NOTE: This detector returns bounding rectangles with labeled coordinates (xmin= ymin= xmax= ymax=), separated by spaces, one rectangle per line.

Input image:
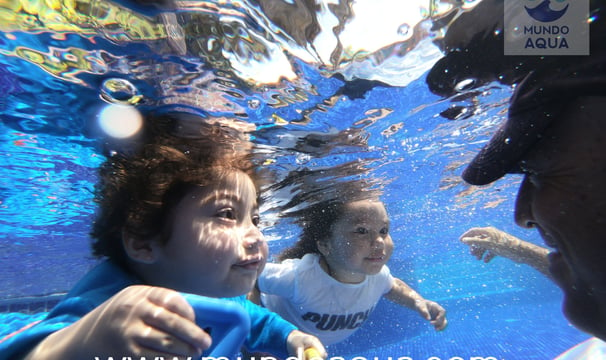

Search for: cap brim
xmin=461 ymin=70 xmax=606 ymax=185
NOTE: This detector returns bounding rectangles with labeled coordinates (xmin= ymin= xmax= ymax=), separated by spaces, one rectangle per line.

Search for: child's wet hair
xmin=90 ymin=111 xmax=260 ymax=266
xmin=278 ymin=179 xmax=382 ymax=261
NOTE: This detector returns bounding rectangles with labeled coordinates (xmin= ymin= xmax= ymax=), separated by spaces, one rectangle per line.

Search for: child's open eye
xmin=380 ymin=227 xmax=389 ymax=235
xmin=355 ymin=227 xmax=368 ymax=234
xmin=252 ymin=215 xmax=260 ymax=227
xmin=216 ymin=208 xmax=236 ymax=220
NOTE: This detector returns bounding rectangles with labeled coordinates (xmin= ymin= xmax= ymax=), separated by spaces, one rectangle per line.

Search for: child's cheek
xmin=385 ymin=236 xmax=394 ymax=256
xmin=197 ymin=228 xmax=239 ymax=256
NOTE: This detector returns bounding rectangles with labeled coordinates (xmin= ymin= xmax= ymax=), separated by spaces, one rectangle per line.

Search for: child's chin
xmin=220 ymin=288 xmax=250 ymax=298
xmin=365 ymin=265 xmax=385 ymax=275
xmin=225 ymin=281 xmax=257 ymax=297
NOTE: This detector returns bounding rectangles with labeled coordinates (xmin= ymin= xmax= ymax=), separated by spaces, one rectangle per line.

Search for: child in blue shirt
xmin=0 ymin=111 xmax=324 ymax=360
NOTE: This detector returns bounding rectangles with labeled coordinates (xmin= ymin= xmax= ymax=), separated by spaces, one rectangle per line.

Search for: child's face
xmin=150 ymin=170 xmax=267 ymax=298
xmin=322 ymin=199 xmax=393 ymax=283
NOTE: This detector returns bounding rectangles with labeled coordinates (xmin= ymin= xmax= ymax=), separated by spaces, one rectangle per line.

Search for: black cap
xmin=462 ymin=69 xmax=606 ymax=185
xmin=429 ymin=0 xmax=606 ymax=185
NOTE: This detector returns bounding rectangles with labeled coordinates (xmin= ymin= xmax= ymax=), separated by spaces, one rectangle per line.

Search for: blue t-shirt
xmin=0 ymin=261 xmax=296 ymax=360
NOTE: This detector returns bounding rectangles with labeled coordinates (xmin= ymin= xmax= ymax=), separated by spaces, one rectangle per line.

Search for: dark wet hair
xmin=90 ymin=111 xmax=260 ymax=266
xmin=277 ymin=199 xmax=343 ymax=261
xmin=273 ymin=164 xmax=383 ymax=261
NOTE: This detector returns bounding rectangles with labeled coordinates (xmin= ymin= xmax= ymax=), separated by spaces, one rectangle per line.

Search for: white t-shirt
xmin=258 ymin=253 xmax=395 ymax=345
xmin=555 ymin=338 xmax=606 ymax=359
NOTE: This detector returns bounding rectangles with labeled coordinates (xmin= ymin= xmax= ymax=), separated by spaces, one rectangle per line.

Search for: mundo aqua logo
xmin=525 ymin=0 xmax=569 ymax=22
xmin=504 ymin=0 xmax=589 ymax=55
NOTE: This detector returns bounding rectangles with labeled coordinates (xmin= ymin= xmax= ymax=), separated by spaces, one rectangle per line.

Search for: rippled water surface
xmin=0 ymin=0 xmax=591 ymax=359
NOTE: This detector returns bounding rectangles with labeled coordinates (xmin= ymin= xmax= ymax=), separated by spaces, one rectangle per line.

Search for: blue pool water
xmin=0 ymin=1 xmax=593 ymax=359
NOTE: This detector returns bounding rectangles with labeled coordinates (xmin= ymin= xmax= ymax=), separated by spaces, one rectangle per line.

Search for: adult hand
xmin=460 ymin=226 xmax=552 ymax=279
xmin=459 ymin=226 xmax=518 ymax=263
xmin=25 ymin=285 xmax=211 ymax=360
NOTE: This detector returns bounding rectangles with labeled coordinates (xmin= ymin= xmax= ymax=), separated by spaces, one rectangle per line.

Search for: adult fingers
xmin=459 ymin=227 xmax=492 ymax=240
xmin=483 ymin=251 xmax=497 ymax=263
xmin=146 ymin=287 xmax=196 ymax=321
xmin=140 ymin=300 xmax=211 ymax=353
xmin=133 ymin=324 xmax=205 ymax=358
xmin=469 ymin=244 xmax=487 ymax=259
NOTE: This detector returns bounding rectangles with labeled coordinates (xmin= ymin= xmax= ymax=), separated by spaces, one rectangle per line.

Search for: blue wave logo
xmin=525 ymin=0 xmax=569 ymax=22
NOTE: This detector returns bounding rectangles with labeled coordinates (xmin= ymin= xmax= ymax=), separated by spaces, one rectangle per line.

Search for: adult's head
xmin=426 ymin=0 xmax=606 ymax=339
xmin=440 ymin=8 xmax=606 ymax=340
xmin=506 ymin=94 xmax=606 ymax=340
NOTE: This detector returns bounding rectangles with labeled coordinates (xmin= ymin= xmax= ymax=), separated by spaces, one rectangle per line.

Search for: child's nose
xmin=371 ymin=234 xmax=385 ymax=249
xmin=243 ymin=225 xmax=265 ymax=249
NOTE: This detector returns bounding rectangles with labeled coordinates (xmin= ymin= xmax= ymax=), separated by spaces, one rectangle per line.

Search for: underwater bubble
xmin=100 ymin=78 xmax=142 ymax=105
xmin=98 ymin=104 xmax=143 ymax=139
xmin=454 ymin=78 xmax=477 ymax=92
xmin=397 ymin=23 xmax=410 ymax=37
xmin=248 ymin=99 xmax=261 ymax=109
xmin=207 ymin=37 xmax=218 ymax=52
xmin=419 ymin=6 xmax=429 ymax=18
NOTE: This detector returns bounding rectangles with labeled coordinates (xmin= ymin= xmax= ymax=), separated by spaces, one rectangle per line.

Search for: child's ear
xmin=317 ymin=240 xmax=330 ymax=257
xmin=122 ymin=230 xmax=161 ymax=264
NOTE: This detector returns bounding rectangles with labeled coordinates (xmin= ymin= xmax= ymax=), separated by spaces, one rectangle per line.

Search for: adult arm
xmin=459 ymin=226 xmax=551 ymax=279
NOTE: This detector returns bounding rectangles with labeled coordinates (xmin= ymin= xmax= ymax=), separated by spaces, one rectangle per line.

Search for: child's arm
xmin=384 ymin=278 xmax=448 ymax=331
xmin=232 ymin=297 xmax=326 ymax=359
xmin=22 ymin=286 xmax=211 ymax=360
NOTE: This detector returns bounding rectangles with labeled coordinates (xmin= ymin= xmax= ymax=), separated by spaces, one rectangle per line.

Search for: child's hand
xmin=415 ymin=299 xmax=448 ymax=331
xmin=286 ymin=330 xmax=327 ymax=359
xmin=25 ymin=285 xmax=211 ymax=360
